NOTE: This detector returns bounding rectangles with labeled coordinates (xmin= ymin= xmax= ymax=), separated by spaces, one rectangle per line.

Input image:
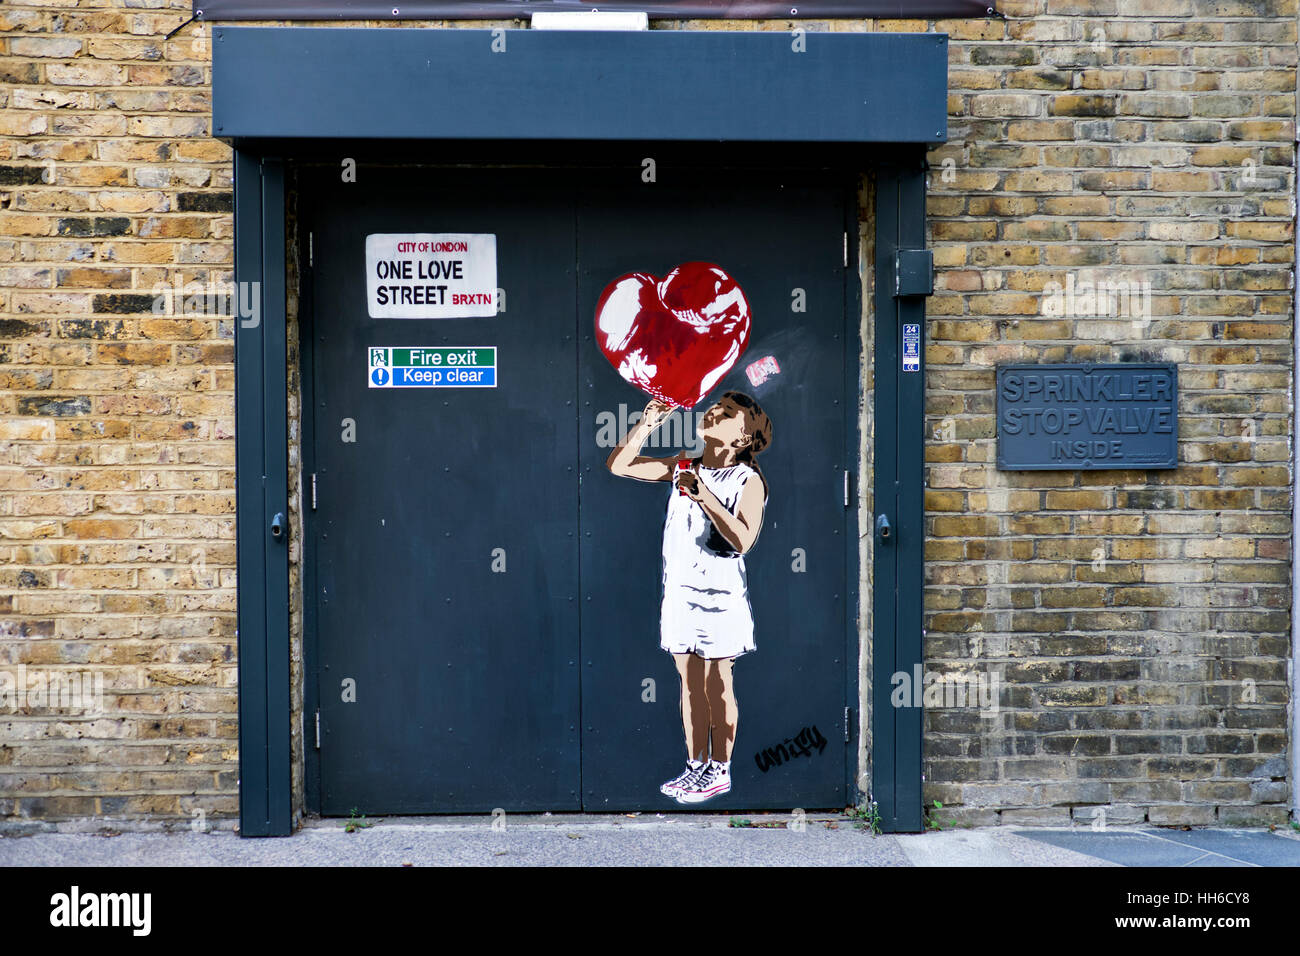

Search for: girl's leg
xmin=704 ymin=658 xmax=737 ymax=762
xmin=673 ymin=653 xmax=710 ymax=762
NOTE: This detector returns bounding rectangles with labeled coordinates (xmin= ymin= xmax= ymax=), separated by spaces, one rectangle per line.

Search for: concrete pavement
xmin=3 ymin=814 xmax=1299 ymax=866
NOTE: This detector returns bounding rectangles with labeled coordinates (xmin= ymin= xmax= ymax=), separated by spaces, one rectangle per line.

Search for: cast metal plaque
xmin=996 ymin=363 xmax=1178 ymax=471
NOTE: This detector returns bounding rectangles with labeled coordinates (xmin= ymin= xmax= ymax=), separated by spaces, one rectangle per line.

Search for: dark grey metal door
xmin=307 ymin=169 xmax=581 ymax=813
xmin=307 ymin=165 xmax=854 ymax=813
xmin=577 ymin=168 xmax=854 ymax=811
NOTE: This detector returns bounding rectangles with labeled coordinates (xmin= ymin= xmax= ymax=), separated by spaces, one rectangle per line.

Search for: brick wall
xmin=1 ymin=1 xmax=239 ymax=824
xmin=924 ymin=0 xmax=1295 ymax=826
xmin=0 ymin=0 xmax=1293 ymax=826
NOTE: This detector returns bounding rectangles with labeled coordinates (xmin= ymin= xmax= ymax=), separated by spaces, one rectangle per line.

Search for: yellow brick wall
xmin=0 ymin=0 xmax=1294 ymax=827
xmin=2 ymin=1 xmax=238 ymax=823
xmin=925 ymin=1 xmax=1295 ymax=827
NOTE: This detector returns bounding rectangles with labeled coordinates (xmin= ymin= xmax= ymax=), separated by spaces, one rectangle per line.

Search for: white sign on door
xmin=365 ymin=233 xmax=497 ymax=319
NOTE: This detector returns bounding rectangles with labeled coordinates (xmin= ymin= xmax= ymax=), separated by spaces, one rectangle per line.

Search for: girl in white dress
xmin=606 ymin=391 xmax=773 ymax=804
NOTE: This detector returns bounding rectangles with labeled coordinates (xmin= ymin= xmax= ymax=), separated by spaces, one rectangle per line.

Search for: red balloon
xmin=594 ymin=262 xmax=752 ymax=409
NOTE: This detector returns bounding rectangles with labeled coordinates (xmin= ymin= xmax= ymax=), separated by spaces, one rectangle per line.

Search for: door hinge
xmin=842 ymin=231 xmax=848 ymax=268
xmin=844 ymin=706 xmax=852 ymax=742
xmin=311 ymin=472 xmax=317 ymax=511
xmin=843 ymin=469 xmax=850 ymax=508
xmin=315 ymin=709 xmax=321 ymax=749
xmin=308 ymin=231 xmax=313 ymax=268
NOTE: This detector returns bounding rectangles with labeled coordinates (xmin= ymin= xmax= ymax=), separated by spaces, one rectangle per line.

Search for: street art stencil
xmin=595 ymin=261 xmax=751 ymax=408
xmin=599 ymin=262 xmax=774 ymax=804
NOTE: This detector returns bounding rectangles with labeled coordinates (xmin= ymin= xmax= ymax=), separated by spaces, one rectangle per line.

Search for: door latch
xmin=894 ymin=248 xmax=934 ymax=297
xmin=875 ymin=513 xmax=892 ymax=542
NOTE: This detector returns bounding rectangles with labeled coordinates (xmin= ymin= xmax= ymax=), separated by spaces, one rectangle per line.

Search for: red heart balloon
xmin=594 ymin=262 xmax=751 ymax=409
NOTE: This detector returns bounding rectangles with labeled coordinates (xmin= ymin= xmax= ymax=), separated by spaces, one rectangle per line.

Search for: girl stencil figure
xmin=606 ymin=391 xmax=773 ymax=804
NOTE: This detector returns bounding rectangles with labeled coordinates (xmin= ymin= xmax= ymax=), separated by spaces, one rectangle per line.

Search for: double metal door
xmin=305 ymin=165 xmax=855 ymax=813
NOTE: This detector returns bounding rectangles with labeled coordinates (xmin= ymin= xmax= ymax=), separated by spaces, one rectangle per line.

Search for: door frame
xmin=220 ymin=27 xmax=946 ymax=836
xmin=869 ymin=162 xmax=930 ymax=833
xmin=236 ymin=149 xmax=928 ymax=834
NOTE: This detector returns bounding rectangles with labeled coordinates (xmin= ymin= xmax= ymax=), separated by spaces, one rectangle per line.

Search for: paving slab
xmin=1 ymin=818 xmax=1296 ymax=867
xmin=896 ymin=829 xmax=1117 ymax=867
xmin=2 ymin=816 xmax=904 ymax=867
xmin=1121 ymin=828 xmax=1300 ymax=867
xmin=1013 ymin=828 xmax=1300 ymax=868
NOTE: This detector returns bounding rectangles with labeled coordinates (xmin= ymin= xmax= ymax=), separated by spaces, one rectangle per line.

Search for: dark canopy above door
xmin=211 ymin=26 xmax=949 ymax=145
xmin=221 ymin=20 xmax=942 ymax=836
xmin=199 ymin=1 xmax=991 ymax=22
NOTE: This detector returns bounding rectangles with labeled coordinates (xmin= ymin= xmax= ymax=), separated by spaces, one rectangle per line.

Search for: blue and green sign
xmin=368 ymin=346 xmax=497 ymax=388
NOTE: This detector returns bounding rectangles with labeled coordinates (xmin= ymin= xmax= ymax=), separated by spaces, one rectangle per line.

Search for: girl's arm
xmin=606 ymin=399 xmax=676 ymax=482
xmin=677 ymin=471 xmax=766 ymax=554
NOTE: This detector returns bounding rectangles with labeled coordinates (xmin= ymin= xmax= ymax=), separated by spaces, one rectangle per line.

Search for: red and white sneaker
xmin=676 ymin=761 xmax=731 ymax=804
xmin=660 ymin=760 xmax=706 ymax=799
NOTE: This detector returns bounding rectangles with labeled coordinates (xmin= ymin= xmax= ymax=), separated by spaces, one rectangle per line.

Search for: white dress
xmin=659 ymin=462 xmax=764 ymax=659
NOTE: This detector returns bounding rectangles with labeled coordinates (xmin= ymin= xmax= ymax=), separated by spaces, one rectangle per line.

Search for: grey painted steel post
xmin=235 ymin=153 xmax=293 ymax=837
xmin=871 ymin=161 xmax=928 ymax=833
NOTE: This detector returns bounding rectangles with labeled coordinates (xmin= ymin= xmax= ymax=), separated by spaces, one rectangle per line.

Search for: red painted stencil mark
xmin=594 ymin=262 xmax=751 ymax=409
xmin=745 ymin=355 xmax=781 ymax=388
xmin=675 ymin=457 xmax=693 ymax=497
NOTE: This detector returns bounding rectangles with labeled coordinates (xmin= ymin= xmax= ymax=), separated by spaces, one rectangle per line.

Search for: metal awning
xmin=219 ymin=20 xmax=943 ymax=837
xmin=199 ymin=0 xmax=993 ymax=21
xmin=212 ymin=26 xmax=949 ymax=144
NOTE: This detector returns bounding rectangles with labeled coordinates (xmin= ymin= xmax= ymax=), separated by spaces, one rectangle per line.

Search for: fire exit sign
xmin=368 ymin=346 xmax=497 ymax=388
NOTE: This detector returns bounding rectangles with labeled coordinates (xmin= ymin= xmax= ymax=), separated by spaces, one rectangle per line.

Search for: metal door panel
xmin=308 ymin=165 xmax=855 ymax=815
xmin=576 ymin=169 xmax=852 ymax=811
xmin=308 ymin=170 xmax=581 ymax=813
